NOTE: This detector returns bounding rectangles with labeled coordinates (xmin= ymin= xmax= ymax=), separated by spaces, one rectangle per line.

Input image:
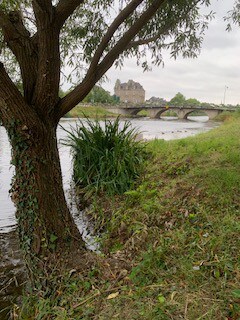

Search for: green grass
xmin=136 ymin=110 xmax=178 ymax=117
xmin=136 ymin=109 xmax=148 ymax=117
xmin=214 ymin=109 xmax=240 ymax=122
xmin=17 ymin=116 xmax=240 ymax=319
xmin=64 ymin=104 xmax=118 ymax=119
xmin=187 ymin=110 xmax=206 ymax=116
xmin=160 ymin=110 xmax=178 ymax=117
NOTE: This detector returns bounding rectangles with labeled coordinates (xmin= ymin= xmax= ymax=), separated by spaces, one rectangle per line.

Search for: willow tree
xmin=0 ymin=0 xmax=211 ymax=272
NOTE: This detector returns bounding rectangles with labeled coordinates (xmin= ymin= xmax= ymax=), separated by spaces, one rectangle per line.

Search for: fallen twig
xmin=72 ymin=285 xmax=125 ymax=309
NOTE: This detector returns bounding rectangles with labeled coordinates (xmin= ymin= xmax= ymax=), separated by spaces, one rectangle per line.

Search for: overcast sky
xmin=102 ymin=0 xmax=240 ymax=105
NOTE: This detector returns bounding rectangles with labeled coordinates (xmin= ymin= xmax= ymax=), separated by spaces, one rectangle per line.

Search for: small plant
xmin=63 ymin=117 xmax=148 ymax=196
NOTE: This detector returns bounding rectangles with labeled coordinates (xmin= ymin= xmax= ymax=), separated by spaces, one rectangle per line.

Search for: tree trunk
xmin=6 ymin=114 xmax=85 ymax=281
xmin=0 ymin=62 xmax=85 ymax=284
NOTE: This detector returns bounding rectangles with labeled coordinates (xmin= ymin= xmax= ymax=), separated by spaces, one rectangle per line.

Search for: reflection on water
xmin=0 ymin=127 xmax=15 ymax=233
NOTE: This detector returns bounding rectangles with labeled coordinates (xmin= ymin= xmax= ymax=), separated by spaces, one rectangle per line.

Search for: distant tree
xmin=113 ymin=94 xmax=120 ymax=103
xmin=200 ymin=102 xmax=217 ymax=108
xmin=170 ymin=92 xmax=186 ymax=105
xmin=146 ymin=97 xmax=167 ymax=105
xmin=83 ymin=86 xmax=115 ymax=104
xmin=185 ymin=98 xmax=200 ymax=106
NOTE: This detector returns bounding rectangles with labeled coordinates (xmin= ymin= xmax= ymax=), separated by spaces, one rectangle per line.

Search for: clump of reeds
xmin=63 ymin=117 xmax=147 ymax=196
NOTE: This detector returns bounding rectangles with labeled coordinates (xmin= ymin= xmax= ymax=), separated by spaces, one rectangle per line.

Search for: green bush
xmin=63 ymin=117 xmax=147 ymax=196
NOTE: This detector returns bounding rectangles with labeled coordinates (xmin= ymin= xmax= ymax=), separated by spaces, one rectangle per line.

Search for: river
xmin=0 ymin=116 xmax=218 ymax=318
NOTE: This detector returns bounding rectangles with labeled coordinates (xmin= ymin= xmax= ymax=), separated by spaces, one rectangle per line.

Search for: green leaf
xmin=158 ymin=294 xmax=165 ymax=304
xmin=50 ymin=234 xmax=58 ymax=243
xmin=232 ymin=289 xmax=240 ymax=299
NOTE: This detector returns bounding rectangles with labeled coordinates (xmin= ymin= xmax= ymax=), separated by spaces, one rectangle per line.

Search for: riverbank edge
xmin=0 ymin=231 xmax=27 ymax=320
xmin=64 ymin=104 xmax=118 ymax=119
xmin=17 ymin=113 xmax=240 ymax=319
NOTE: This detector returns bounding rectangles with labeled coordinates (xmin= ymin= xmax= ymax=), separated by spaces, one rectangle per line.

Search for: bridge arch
xmin=130 ymin=107 xmax=147 ymax=116
xmin=183 ymin=110 xmax=209 ymax=120
xmin=183 ymin=109 xmax=221 ymax=120
xmin=159 ymin=108 xmax=178 ymax=119
xmin=149 ymin=107 xmax=178 ymax=119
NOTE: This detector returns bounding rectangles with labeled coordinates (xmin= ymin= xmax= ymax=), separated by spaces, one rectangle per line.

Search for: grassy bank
xmin=64 ymin=104 xmax=118 ymax=118
xmin=19 ymin=116 xmax=240 ymax=319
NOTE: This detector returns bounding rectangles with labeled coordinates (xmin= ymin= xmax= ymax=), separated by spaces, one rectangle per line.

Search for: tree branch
xmin=88 ymin=0 xmax=145 ymax=73
xmin=0 ymin=62 xmax=38 ymax=126
xmin=0 ymin=9 xmax=16 ymax=39
xmin=33 ymin=0 xmax=53 ymax=13
xmin=56 ymin=0 xmax=167 ymax=119
xmin=126 ymin=0 xmax=203 ymax=49
xmin=55 ymin=0 xmax=85 ymax=29
xmin=31 ymin=0 xmax=61 ymax=114
xmin=0 ymin=9 xmax=38 ymax=103
xmin=126 ymin=30 xmax=169 ymax=49
xmin=125 ymin=14 xmax=180 ymax=50
xmin=32 ymin=0 xmax=54 ymax=27
xmin=97 ymin=0 xmax=204 ymax=76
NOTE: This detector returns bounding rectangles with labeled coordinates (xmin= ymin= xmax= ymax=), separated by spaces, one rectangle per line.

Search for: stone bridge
xmin=104 ymin=104 xmax=234 ymax=120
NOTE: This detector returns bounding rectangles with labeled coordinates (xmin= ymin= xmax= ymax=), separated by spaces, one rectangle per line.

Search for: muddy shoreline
xmin=0 ymin=230 xmax=26 ymax=320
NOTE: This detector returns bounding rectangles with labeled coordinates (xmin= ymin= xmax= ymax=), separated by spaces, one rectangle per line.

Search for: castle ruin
xmin=114 ymin=79 xmax=145 ymax=104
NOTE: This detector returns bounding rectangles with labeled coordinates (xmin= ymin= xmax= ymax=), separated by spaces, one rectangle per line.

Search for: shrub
xmin=63 ymin=117 xmax=148 ymax=196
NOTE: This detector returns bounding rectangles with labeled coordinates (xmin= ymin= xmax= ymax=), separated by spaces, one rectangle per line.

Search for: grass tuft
xmin=63 ymin=117 xmax=148 ymax=196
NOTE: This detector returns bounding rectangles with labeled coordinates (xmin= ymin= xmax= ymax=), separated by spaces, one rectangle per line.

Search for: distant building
xmin=114 ymin=79 xmax=145 ymax=104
